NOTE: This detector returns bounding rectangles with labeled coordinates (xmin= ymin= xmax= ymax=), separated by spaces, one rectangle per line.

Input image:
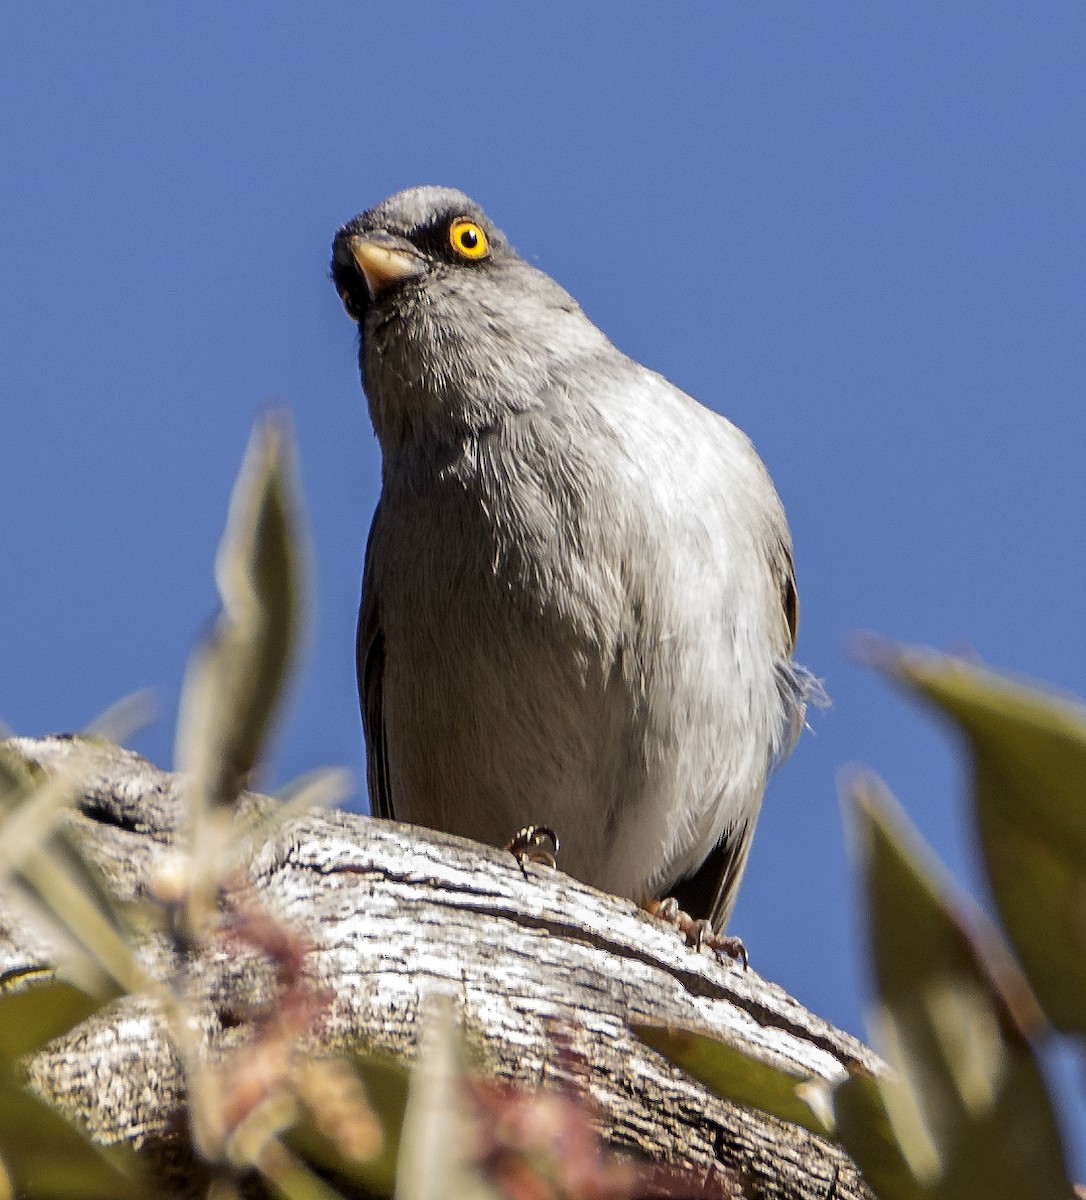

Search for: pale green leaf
xmin=395 ymin=1000 xmax=498 ymax=1200
xmin=876 ymin=645 xmax=1086 ymax=1034
xmin=0 ymin=979 xmax=103 ymax=1060
xmin=0 ymin=744 xmax=145 ymax=998
xmin=832 ymin=1070 xmax=936 ymax=1200
xmin=0 ymin=1082 xmax=143 ymax=1198
xmin=176 ymin=414 xmax=306 ymax=813
xmin=846 ymin=774 xmax=1071 ymax=1200
xmin=255 ymin=1138 xmax=349 ymax=1200
xmin=285 ymin=1053 xmax=407 ymax=1198
xmin=633 ymin=1024 xmax=832 ymax=1138
xmin=175 ymin=416 xmax=308 ymax=933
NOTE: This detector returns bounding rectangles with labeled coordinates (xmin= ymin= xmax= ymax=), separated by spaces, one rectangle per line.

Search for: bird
xmin=330 ymin=185 xmax=819 ymax=933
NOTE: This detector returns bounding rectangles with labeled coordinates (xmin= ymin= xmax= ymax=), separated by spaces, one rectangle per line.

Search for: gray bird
xmin=331 ymin=186 xmax=818 ymax=931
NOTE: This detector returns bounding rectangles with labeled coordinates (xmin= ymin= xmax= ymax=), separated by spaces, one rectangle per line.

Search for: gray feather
xmin=332 ymin=186 xmax=820 ymax=930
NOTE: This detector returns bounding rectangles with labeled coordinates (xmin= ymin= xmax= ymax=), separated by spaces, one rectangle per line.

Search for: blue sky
xmin=3 ymin=2 xmax=1085 ymax=1164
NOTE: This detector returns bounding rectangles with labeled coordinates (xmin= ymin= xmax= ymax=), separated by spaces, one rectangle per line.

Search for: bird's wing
xmin=675 ymin=537 xmax=804 ymax=932
xmin=781 ymin=543 xmax=799 ymax=654
xmin=670 ymin=817 xmax=756 ymax=933
xmin=774 ymin=537 xmax=820 ymax=769
xmin=357 ymin=510 xmax=395 ymax=821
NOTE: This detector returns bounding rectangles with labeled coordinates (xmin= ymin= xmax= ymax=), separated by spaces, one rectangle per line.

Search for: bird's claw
xmin=505 ymin=824 xmax=560 ymax=871
xmin=645 ymin=898 xmax=749 ymax=968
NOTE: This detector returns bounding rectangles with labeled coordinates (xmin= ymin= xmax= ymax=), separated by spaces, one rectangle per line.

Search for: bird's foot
xmin=504 ymin=824 xmax=560 ymax=871
xmin=646 ymin=897 xmax=749 ymax=968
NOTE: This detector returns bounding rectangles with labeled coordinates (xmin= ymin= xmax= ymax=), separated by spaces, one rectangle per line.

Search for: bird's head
xmin=331 ymin=186 xmax=602 ymax=455
xmin=331 ymin=186 xmax=512 ymax=326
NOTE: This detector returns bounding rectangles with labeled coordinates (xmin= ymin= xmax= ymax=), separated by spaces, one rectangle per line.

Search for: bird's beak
xmin=349 ymin=233 xmax=428 ymax=298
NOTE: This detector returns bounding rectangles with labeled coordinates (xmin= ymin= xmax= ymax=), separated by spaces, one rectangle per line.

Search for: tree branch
xmin=1 ymin=736 xmax=878 ymax=1199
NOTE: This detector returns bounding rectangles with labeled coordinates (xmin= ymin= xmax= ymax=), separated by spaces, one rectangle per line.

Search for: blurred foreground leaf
xmin=846 ymin=773 xmax=1071 ymax=1200
xmin=0 ymin=742 xmax=147 ymax=999
xmin=875 ymin=645 xmax=1086 ymax=1035
xmin=0 ymin=979 xmax=103 ymax=1059
xmin=394 ymin=1001 xmax=489 ymax=1200
xmin=234 ymin=765 xmax=355 ymax=864
xmin=633 ymin=1024 xmax=832 ymax=1138
xmin=832 ymin=1070 xmax=934 ymax=1200
xmin=175 ymin=415 xmax=308 ymax=933
xmin=0 ymin=1084 xmax=144 ymax=1199
xmin=286 ymin=1053 xmax=407 ymax=1197
xmin=635 ymin=1020 xmax=931 ymax=1199
xmin=176 ymin=413 xmax=306 ymax=812
xmin=0 ymin=980 xmax=144 ymax=1197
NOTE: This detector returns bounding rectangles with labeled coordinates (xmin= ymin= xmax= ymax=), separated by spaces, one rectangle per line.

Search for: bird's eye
xmin=449 ymin=219 xmax=490 ymax=260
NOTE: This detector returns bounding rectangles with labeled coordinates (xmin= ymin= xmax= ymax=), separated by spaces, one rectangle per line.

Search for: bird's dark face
xmin=331 ymin=186 xmax=511 ymax=329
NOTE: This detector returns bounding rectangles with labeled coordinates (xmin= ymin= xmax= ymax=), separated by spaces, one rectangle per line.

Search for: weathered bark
xmin=0 ymin=736 xmax=878 ymax=1198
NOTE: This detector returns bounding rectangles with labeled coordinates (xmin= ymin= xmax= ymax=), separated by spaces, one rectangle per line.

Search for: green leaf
xmin=394 ymin=1000 xmax=500 ymax=1200
xmin=846 ymin=773 xmax=1071 ymax=1200
xmin=0 ymin=976 xmax=135 ymax=1197
xmin=0 ymin=1081 xmax=144 ymax=1198
xmin=0 ymin=743 xmax=144 ymax=999
xmin=832 ymin=1070 xmax=936 ymax=1200
xmin=0 ymin=979 xmax=103 ymax=1060
xmin=176 ymin=414 xmax=307 ymax=812
xmin=0 ymin=974 xmax=145 ymax=1200
xmin=286 ymin=1053 xmax=408 ymax=1197
xmin=175 ymin=416 xmax=308 ymax=933
xmin=234 ymin=766 xmax=355 ymax=863
xmin=634 ymin=1021 xmax=934 ymax=1200
xmin=0 ymin=742 xmax=39 ymax=811
xmin=874 ymin=645 xmax=1086 ymax=1034
xmin=254 ymin=1138 xmax=350 ymax=1200
xmin=0 ymin=749 xmax=86 ymax=878
xmin=12 ymin=844 xmax=149 ymax=999
xmin=633 ymin=1024 xmax=832 ymax=1138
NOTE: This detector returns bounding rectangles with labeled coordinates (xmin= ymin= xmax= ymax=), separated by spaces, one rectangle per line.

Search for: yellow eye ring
xmin=449 ymin=219 xmax=490 ymax=260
